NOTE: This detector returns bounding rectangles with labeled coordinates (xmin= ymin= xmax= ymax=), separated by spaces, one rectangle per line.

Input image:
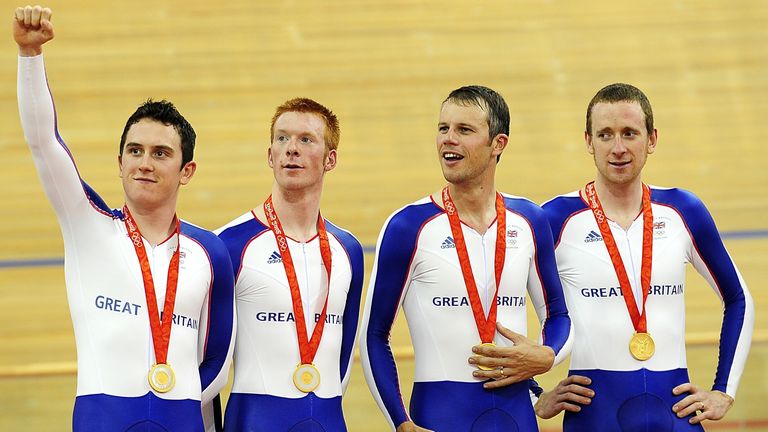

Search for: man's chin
xmin=276 ymin=179 xmax=311 ymax=191
xmin=441 ymin=170 xmax=466 ymax=185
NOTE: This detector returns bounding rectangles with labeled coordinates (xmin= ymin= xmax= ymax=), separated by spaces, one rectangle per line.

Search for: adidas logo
xmin=584 ymin=230 xmax=603 ymax=243
xmin=441 ymin=236 xmax=456 ymax=249
xmin=267 ymin=251 xmax=282 ymax=264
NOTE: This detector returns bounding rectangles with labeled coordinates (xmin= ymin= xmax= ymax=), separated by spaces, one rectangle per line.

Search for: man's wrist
xmin=18 ymin=45 xmax=43 ymax=57
xmin=536 ymin=345 xmax=556 ymax=372
xmin=713 ymin=390 xmax=734 ymax=403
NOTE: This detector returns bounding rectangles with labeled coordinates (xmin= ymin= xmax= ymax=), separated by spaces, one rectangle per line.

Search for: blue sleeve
xmin=653 ymin=188 xmax=754 ymax=396
xmin=185 ymin=223 xmax=236 ymax=404
xmin=217 ymin=219 xmax=267 ymax=277
xmin=361 ymin=205 xmax=438 ymax=429
xmin=533 ymin=210 xmax=571 ymax=355
xmin=510 ymin=197 xmax=571 ymax=359
xmin=529 ymin=378 xmax=544 ymax=398
xmin=541 ymin=194 xmax=587 ymax=247
xmin=327 ymin=223 xmax=365 ymax=391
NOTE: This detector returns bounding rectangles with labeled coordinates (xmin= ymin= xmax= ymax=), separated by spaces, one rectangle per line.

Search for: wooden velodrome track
xmin=0 ymin=0 xmax=766 ymax=430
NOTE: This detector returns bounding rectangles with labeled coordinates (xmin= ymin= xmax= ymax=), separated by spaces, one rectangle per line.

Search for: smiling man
xmin=15 ymin=6 xmax=235 ymax=432
xmin=215 ymin=98 xmax=364 ymax=431
xmin=533 ymin=83 xmax=754 ymax=431
xmin=360 ymin=85 xmax=572 ymax=432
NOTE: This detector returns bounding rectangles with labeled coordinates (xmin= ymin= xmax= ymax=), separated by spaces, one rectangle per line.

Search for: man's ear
xmin=324 ymin=149 xmax=337 ymax=172
xmin=647 ymin=129 xmax=658 ymax=154
xmin=492 ymin=134 xmax=508 ymax=158
xmin=585 ymin=131 xmax=595 ymax=155
xmin=179 ymin=161 xmax=197 ymax=185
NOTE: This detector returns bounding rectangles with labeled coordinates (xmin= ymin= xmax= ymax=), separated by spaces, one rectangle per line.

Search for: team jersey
xmin=360 ymin=194 xmax=572 ymax=432
xmin=18 ymin=55 xmax=236 ymax=432
xmin=216 ymin=211 xmax=364 ymax=431
xmin=542 ymin=187 xmax=754 ymax=432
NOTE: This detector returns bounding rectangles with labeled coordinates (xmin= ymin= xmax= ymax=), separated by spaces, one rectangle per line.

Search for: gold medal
xmin=293 ymin=363 xmax=321 ymax=393
xmin=124 ymin=208 xmax=181 ymax=395
xmin=585 ymin=184 xmax=657 ymax=362
xmin=443 ymin=188 xmax=508 ymax=358
xmin=148 ymin=363 xmax=176 ymax=393
xmin=629 ymin=332 xmax=655 ymax=361
xmin=265 ymin=197 xmax=331 ymax=394
xmin=475 ymin=342 xmax=496 ymax=371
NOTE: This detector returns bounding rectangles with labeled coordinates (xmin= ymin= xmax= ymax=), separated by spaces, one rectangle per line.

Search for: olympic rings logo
xmin=442 ymin=189 xmax=456 ymax=215
xmin=594 ymin=209 xmax=605 ymax=224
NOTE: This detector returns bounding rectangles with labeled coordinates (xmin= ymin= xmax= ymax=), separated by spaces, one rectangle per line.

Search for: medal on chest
xmin=264 ymin=196 xmax=332 ymax=392
xmin=442 ymin=186 xmax=507 ymax=370
xmin=584 ymin=182 xmax=655 ymax=360
xmin=123 ymin=206 xmax=180 ymax=392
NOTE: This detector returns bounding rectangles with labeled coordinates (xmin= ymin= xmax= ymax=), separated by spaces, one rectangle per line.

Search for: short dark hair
xmin=443 ymin=85 xmax=510 ymax=138
xmin=119 ymin=99 xmax=196 ymax=168
xmin=586 ymin=83 xmax=654 ymax=136
xmin=270 ymin=98 xmax=340 ymax=151
xmin=443 ymin=85 xmax=509 ymax=162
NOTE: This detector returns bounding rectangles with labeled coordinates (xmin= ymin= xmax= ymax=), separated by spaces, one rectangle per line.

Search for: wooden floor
xmin=0 ymin=0 xmax=766 ymax=430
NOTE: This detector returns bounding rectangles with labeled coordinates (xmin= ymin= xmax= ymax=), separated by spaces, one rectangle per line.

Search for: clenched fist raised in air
xmin=13 ymin=5 xmax=53 ymax=56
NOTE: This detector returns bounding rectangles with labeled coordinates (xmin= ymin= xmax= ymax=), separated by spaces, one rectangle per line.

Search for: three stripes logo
xmin=267 ymin=251 xmax=282 ymax=264
xmin=584 ymin=230 xmax=603 ymax=243
xmin=441 ymin=236 xmax=456 ymax=249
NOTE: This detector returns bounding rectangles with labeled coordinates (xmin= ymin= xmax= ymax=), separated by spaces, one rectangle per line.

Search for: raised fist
xmin=13 ymin=5 xmax=54 ymax=56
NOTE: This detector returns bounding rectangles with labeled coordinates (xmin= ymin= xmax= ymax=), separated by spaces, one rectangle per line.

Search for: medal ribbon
xmin=123 ymin=206 xmax=180 ymax=365
xmin=584 ymin=182 xmax=653 ymax=333
xmin=264 ymin=196 xmax=332 ymax=365
xmin=442 ymin=186 xmax=506 ymax=343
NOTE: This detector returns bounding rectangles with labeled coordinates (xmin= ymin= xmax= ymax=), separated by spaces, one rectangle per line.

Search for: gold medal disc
xmin=476 ymin=342 xmax=496 ymax=371
xmin=629 ymin=332 xmax=655 ymax=361
xmin=148 ymin=363 xmax=176 ymax=393
xmin=293 ymin=363 xmax=321 ymax=393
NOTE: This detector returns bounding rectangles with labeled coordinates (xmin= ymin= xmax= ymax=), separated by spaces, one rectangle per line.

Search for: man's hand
xmin=672 ymin=383 xmax=734 ymax=425
xmin=13 ymin=5 xmax=54 ymax=56
xmin=396 ymin=421 xmax=434 ymax=432
xmin=469 ymin=323 xmax=555 ymax=389
xmin=534 ymin=375 xmax=594 ymax=419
